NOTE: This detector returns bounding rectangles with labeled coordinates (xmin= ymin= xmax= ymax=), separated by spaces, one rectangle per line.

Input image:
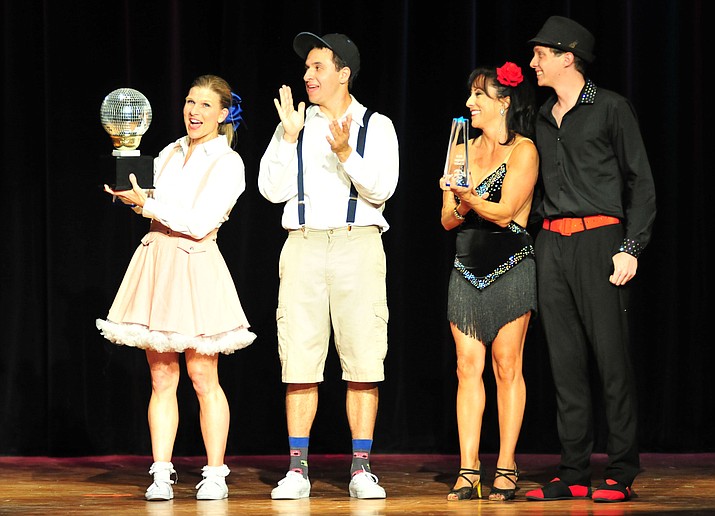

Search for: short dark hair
xmin=311 ymin=44 xmax=356 ymax=89
xmin=547 ymin=47 xmax=588 ymax=75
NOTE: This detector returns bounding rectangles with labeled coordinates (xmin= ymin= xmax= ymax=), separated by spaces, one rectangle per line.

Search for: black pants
xmin=535 ymin=224 xmax=640 ymax=486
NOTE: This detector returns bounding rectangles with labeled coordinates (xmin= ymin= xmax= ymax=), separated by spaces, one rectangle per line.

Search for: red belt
xmin=542 ymin=215 xmax=620 ymax=236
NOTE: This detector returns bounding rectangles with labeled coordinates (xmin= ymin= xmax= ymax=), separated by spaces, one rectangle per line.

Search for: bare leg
xmin=346 ymin=382 xmax=379 ymax=439
xmin=489 ymin=312 xmax=530 ymax=499
xmin=146 ymin=350 xmax=181 ymax=462
xmin=285 ymin=383 xmax=319 ymax=437
xmin=449 ymin=323 xmax=487 ymax=498
xmin=185 ymin=349 xmax=229 ymax=467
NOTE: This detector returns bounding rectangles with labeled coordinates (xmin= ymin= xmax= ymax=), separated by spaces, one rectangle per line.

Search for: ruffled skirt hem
xmin=96 ymin=319 xmax=256 ymax=355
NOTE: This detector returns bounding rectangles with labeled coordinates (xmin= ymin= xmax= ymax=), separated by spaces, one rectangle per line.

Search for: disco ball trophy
xmin=443 ymin=117 xmax=471 ymax=188
xmin=100 ymin=88 xmax=154 ymax=191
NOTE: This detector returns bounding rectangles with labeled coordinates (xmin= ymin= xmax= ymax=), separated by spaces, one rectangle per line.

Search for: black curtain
xmin=1 ymin=0 xmax=711 ymax=457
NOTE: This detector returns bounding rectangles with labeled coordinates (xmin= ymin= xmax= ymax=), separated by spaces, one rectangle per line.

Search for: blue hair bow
xmin=225 ymin=92 xmax=243 ymax=131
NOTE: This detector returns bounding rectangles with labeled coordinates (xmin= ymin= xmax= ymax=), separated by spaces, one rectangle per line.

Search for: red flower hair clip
xmin=496 ymin=62 xmax=523 ymax=87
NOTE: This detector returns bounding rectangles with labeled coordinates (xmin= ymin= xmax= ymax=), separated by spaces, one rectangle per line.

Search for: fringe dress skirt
xmin=96 ymin=222 xmax=256 ymax=355
xmin=447 ymin=257 xmax=536 ymax=346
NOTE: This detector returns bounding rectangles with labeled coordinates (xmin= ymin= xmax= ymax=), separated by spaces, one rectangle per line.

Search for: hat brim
xmin=294 ymin=32 xmax=331 ymax=60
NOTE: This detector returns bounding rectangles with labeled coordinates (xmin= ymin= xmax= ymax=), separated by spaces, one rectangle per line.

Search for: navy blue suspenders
xmin=296 ymin=109 xmax=374 ymax=227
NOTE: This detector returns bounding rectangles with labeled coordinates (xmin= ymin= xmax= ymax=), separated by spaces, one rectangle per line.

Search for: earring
xmin=499 ymin=108 xmax=505 ymax=116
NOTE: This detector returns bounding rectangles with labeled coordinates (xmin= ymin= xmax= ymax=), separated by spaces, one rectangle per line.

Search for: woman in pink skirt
xmin=96 ymin=74 xmax=256 ymax=501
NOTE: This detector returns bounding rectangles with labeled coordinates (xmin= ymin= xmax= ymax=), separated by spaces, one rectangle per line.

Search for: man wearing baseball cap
xmin=259 ymin=32 xmax=399 ymax=500
xmin=525 ymin=16 xmax=656 ymax=503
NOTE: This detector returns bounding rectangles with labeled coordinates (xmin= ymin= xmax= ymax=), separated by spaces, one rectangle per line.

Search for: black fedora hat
xmin=293 ymin=32 xmax=361 ymax=78
xmin=529 ymin=16 xmax=595 ymax=63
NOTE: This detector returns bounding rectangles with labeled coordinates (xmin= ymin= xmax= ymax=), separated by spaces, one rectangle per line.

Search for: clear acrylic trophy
xmin=443 ymin=117 xmax=470 ymax=188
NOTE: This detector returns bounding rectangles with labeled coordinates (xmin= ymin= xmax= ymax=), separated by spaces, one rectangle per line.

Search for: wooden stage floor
xmin=1 ymin=453 xmax=713 ymax=515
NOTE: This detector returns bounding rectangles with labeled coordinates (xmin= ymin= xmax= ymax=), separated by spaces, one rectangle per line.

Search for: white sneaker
xmin=196 ymin=464 xmax=230 ymax=500
xmin=145 ymin=461 xmax=177 ymax=501
xmin=271 ymin=471 xmax=311 ymax=499
xmin=349 ymin=467 xmax=386 ymax=499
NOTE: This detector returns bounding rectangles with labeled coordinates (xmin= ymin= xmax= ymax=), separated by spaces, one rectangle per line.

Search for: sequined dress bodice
xmin=454 ymin=163 xmax=534 ymax=290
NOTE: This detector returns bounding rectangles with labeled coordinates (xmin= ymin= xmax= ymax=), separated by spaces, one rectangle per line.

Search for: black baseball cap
xmin=293 ymin=32 xmax=361 ymax=78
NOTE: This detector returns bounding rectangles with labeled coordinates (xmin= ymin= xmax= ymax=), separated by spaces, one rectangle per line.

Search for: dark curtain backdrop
xmin=1 ymin=0 xmax=711 ymax=457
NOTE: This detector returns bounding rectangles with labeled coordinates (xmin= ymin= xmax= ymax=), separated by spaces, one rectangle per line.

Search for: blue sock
xmin=288 ymin=436 xmax=309 ymax=478
xmin=351 ymin=438 xmax=373 ymax=476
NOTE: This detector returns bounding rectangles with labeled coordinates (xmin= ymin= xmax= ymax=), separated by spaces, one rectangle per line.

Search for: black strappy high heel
xmin=489 ymin=466 xmax=520 ymax=501
xmin=447 ymin=467 xmax=482 ymax=500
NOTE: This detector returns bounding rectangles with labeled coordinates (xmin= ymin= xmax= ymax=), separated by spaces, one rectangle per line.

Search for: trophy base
xmin=100 ymin=154 xmax=154 ymax=191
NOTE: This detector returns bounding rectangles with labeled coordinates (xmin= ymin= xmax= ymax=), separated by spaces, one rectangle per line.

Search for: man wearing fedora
xmin=259 ymin=31 xmax=399 ymax=500
xmin=524 ymin=16 xmax=656 ymax=503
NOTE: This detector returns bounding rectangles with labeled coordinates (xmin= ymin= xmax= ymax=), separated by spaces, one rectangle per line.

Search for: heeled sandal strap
xmin=458 ymin=468 xmax=481 ymax=475
xmin=493 ymin=467 xmax=519 ymax=487
xmin=450 ymin=468 xmax=483 ymax=500
xmin=457 ymin=468 xmax=481 ymax=483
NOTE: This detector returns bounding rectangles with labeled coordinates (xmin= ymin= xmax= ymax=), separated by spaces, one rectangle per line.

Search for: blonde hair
xmin=190 ymin=74 xmax=235 ymax=146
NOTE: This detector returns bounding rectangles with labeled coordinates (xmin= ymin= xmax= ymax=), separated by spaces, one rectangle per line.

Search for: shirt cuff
xmin=142 ymin=198 xmax=156 ymax=219
xmin=619 ymin=238 xmax=643 ymax=258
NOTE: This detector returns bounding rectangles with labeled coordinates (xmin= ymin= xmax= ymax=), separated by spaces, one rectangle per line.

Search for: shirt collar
xmin=539 ymin=78 xmax=597 ymax=120
xmin=305 ymin=95 xmax=368 ymax=127
xmin=177 ymin=134 xmax=228 ymax=155
xmin=579 ymin=79 xmax=597 ymax=105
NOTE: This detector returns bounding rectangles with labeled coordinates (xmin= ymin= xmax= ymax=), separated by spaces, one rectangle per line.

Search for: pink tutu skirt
xmin=96 ymin=223 xmax=256 ymax=355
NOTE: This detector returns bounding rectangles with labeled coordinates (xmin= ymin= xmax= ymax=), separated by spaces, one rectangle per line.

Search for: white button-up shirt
xmin=142 ymin=135 xmax=246 ymax=239
xmin=258 ymin=97 xmax=399 ymax=231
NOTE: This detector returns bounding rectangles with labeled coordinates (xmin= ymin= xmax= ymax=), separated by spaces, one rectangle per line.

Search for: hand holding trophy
xmin=443 ymin=117 xmax=471 ymax=188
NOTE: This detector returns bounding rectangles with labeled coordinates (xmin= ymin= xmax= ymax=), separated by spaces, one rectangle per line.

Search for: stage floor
xmin=1 ymin=453 xmax=713 ymax=515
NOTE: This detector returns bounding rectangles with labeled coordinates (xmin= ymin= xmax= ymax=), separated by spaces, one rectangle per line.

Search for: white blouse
xmin=142 ymin=134 xmax=246 ymax=239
